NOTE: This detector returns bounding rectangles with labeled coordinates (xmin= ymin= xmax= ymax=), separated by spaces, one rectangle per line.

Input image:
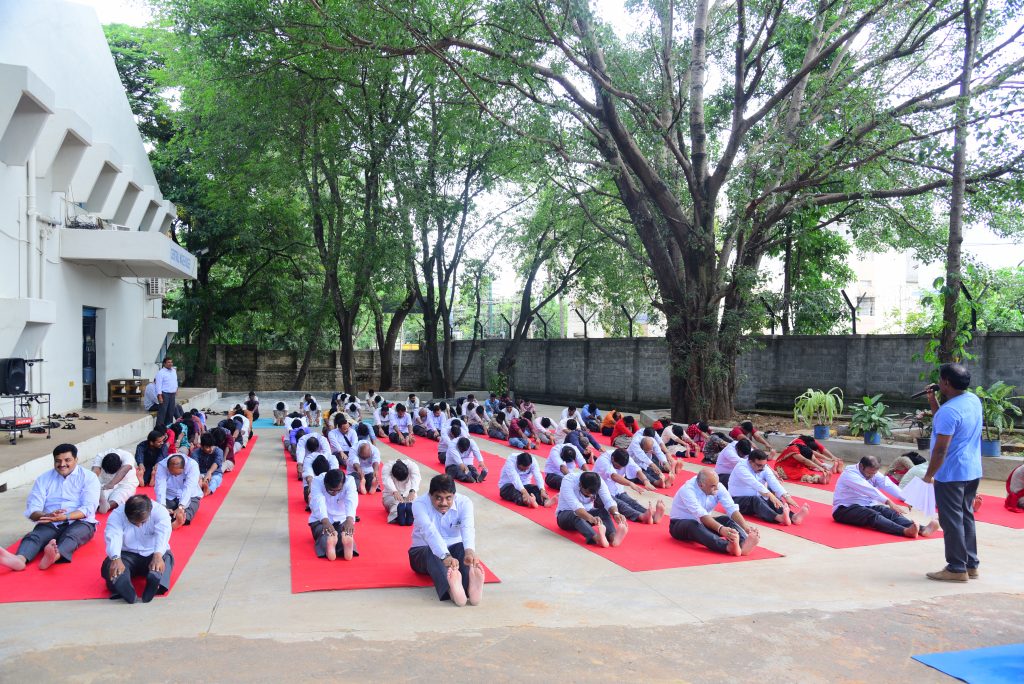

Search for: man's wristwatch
xmin=440 ymin=553 xmax=451 ymax=561
xmin=110 ymin=555 xmax=120 ymax=561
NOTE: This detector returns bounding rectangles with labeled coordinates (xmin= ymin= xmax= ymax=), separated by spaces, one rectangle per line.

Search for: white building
xmin=0 ymin=1 xmax=195 ymax=413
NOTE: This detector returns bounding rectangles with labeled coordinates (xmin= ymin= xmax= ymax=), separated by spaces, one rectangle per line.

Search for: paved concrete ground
xmin=0 ymin=402 xmax=1021 ymax=681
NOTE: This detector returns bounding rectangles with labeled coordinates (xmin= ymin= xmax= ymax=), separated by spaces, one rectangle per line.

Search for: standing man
xmin=924 ymin=363 xmax=984 ymax=582
xmin=154 ymin=357 xmax=178 ymax=429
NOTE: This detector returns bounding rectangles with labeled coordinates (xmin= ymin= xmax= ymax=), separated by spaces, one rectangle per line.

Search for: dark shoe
xmin=926 ymin=568 xmax=968 ymax=582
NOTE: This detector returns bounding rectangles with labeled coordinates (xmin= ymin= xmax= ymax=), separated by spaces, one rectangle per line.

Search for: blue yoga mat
xmin=913 ymin=643 xmax=1024 ymax=684
xmin=252 ymin=417 xmax=281 ymax=429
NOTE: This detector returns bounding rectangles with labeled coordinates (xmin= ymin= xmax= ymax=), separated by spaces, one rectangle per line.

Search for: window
xmin=857 ymin=296 xmax=876 ymax=317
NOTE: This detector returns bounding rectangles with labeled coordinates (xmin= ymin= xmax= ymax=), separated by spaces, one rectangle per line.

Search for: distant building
xmin=0 ymin=1 xmax=195 ymax=412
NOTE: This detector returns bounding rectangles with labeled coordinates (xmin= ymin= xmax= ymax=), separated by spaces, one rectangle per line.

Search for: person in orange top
xmin=600 ymin=410 xmax=620 ymax=437
xmin=610 ymin=415 xmax=637 ymax=449
xmin=774 ymin=444 xmax=831 ymax=484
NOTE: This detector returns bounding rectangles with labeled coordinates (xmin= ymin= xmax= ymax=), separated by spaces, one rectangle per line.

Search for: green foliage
xmin=970 ymin=381 xmax=1023 ymax=441
xmin=849 ymin=394 xmax=896 ymax=438
xmin=793 ymin=387 xmax=844 ymax=427
xmin=912 ymin=276 xmax=976 ymax=382
xmin=487 ymin=371 xmax=509 ymax=397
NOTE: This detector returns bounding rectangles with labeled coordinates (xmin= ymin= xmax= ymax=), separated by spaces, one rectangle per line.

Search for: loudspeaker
xmin=0 ymin=358 xmax=27 ymax=395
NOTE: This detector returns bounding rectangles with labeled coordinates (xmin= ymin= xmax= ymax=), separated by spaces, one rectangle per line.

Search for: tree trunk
xmin=939 ymin=0 xmax=982 ymax=362
xmin=781 ymin=223 xmax=792 ymax=335
xmin=421 ymin=312 xmax=446 ymax=396
xmin=378 ymin=290 xmax=416 ymax=390
xmin=337 ymin=311 xmax=357 ymax=393
xmin=292 ymin=326 xmax=320 ymax=391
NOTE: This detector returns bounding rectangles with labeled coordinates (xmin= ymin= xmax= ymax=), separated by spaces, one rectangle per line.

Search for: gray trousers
xmin=166 ymin=497 xmax=201 ymax=524
xmin=157 ymin=393 xmax=177 ymax=428
xmin=101 ymin=550 xmax=174 ymax=602
xmin=935 ymin=479 xmax=980 ymax=573
xmin=735 ymin=495 xmax=784 ymax=523
xmin=556 ymin=505 xmax=616 ymax=544
xmin=614 ymin=492 xmax=647 ymax=521
xmin=409 ymin=542 xmax=468 ymax=601
xmin=16 ymin=520 xmax=96 ymax=563
xmin=832 ymin=504 xmax=910 ymax=536
xmin=669 ymin=516 xmax=746 ymax=554
xmin=500 ymin=483 xmax=542 ymax=506
xmin=446 ymin=464 xmax=479 ymax=483
xmin=545 ymin=473 xmax=564 ymax=490
xmin=309 ymin=521 xmax=359 ymax=559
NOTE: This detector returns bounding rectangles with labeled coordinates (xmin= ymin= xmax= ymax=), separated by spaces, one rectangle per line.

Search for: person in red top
xmin=508 ymin=418 xmax=537 ymax=450
xmin=1005 ymin=463 xmax=1024 ymax=513
xmin=730 ymin=421 xmax=776 ymax=457
xmin=686 ymin=421 xmax=711 ymax=451
xmin=788 ymin=434 xmax=844 ymax=473
xmin=774 ymin=444 xmax=831 ymax=484
xmin=610 ymin=415 xmax=637 ymax=449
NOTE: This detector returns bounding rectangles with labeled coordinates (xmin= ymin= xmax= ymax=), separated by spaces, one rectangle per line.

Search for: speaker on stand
xmin=0 ymin=358 xmax=27 ymax=395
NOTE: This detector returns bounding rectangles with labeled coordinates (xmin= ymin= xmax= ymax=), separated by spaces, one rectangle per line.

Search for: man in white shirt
xmin=327 ymin=415 xmax=358 ymax=460
xmin=296 ymin=431 xmax=332 ymax=481
xmin=668 ymin=469 xmax=760 ymax=556
xmin=594 ymin=449 xmax=665 ymax=524
xmin=437 ymin=422 xmax=463 ymax=465
xmin=301 ymin=434 xmax=338 ymax=505
xmin=0 ymin=444 xmax=100 ymax=571
xmin=556 ymin=471 xmax=629 ymax=548
xmin=560 ymin=405 xmax=583 ymax=429
xmin=714 ymin=438 xmax=752 ymax=488
xmin=102 ymin=495 xmax=173 ymax=603
xmin=544 ymin=443 xmax=585 ymax=490
xmin=389 ymin=403 xmax=415 ymax=446
xmin=382 ymin=458 xmax=421 ymax=525
xmin=143 ymin=379 xmax=159 ymax=413
xmin=407 ymin=393 xmax=421 ymax=411
xmin=728 ymin=449 xmax=809 ymax=526
xmin=420 ymin=404 xmax=446 ymax=441
xmin=374 ymin=403 xmax=392 ymax=439
xmin=154 ymin=357 xmax=179 ymax=429
xmin=308 ymin=469 xmax=358 ymax=561
xmin=832 ymin=455 xmax=938 ymax=538
xmin=154 ymin=453 xmax=203 ymax=529
xmin=499 ymin=452 xmax=553 ymax=508
xmin=408 ymin=475 xmax=485 ymax=605
xmin=445 ymin=436 xmax=487 ymax=483
xmin=347 ymin=441 xmax=382 ymax=494
xmin=91 ymin=449 xmax=139 ymax=514
xmin=627 ymin=437 xmax=674 ymax=488
xmin=533 ymin=416 xmax=556 ymax=445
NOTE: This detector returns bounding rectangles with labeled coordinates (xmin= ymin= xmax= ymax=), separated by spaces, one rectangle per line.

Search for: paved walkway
xmin=0 ymin=405 xmax=1021 ymax=680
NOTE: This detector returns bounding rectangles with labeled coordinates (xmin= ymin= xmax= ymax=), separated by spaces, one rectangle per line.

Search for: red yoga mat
xmin=972 ymin=494 xmax=1024 ymax=529
xmin=386 ymin=439 xmax=783 ymax=571
xmin=0 ymin=434 xmax=259 ymax=603
xmin=282 ymin=438 xmax=499 ymax=593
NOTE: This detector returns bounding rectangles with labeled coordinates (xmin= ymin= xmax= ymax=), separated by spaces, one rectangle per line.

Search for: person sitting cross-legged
xmin=308 ymin=469 xmax=358 ymax=561
xmin=412 ymin=407 xmax=431 ymax=438
xmin=101 ymin=495 xmax=174 ymax=604
xmin=91 ymin=449 xmax=139 ymax=514
xmin=832 ymin=455 xmax=938 ymax=538
xmin=445 ymin=437 xmax=487 ymax=483
xmin=544 ymin=443 xmax=586 ymax=491
xmin=134 ymin=430 xmax=169 ymax=488
xmin=408 ymin=475 xmax=485 ymax=606
xmin=389 ymin=403 xmax=415 ymax=446
xmin=189 ymin=433 xmax=224 ymax=497
xmin=0 ymin=444 xmax=100 ymax=572
xmin=668 ymin=469 xmax=761 ymax=556
xmin=499 ymin=452 xmax=553 ymax=508
xmin=594 ymin=448 xmax=666 ymax=525
xmin=272 ymin=401 xmax=289 ymax=426
xmin=382 ymin=458 xmax=421 ymax=525
xmin=348 ymin=441 xmax=382 ymax=494
xmin=728 ymin=449 xmax=809 ymax=526
xmin=155 ymin=453 xmax=203 ymax=529
xmin=555 ymin=471 xmax=629 ymax=548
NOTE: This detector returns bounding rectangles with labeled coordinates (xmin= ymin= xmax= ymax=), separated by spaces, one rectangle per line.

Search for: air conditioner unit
xmin=147 ymin=278 xmax=170 ymax=298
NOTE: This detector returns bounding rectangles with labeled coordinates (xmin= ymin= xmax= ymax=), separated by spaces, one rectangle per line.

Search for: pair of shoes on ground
xmin=926 ymin=567 xmax=979 ymax=582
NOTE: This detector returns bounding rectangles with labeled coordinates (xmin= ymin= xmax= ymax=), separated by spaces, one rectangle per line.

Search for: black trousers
xmin=309 ymin=521 xmax=359 ymax=558
xmin=446 ymin=464 xmax=479 ymax=483
xmin=409 ymin=542 xmax=468 ymax=601
xmin=156 ymin=393 xmax=177 ymax=428
xmin=556 ymin=504 xmax=616 ymax=544
xmin=500 ymin=483 xmax=542 ymax=506
xmin=101 ymin=550 xmax=174 ymax=598
xmin=545 ymin=473 xmax=564 ymax=490
xmin=669 ymin=516 xmax=745 ymax=554
xmin=735 ymin=495 xmax=784 ymax=523
xmin=832 ymin=504 xmax=911 ymax=536
xmin=935 ymin=479 xmax=980 ymax=573
xmin=16 ymin=520 xmax=95 ymax=563
xmin=614 ymin=492 xmax=647 ymax=521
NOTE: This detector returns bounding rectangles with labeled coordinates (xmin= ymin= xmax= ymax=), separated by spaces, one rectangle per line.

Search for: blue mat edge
xmin=912 ymin=643 xmax=1024 ymax=684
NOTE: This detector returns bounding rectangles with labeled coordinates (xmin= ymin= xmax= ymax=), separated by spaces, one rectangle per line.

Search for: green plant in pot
xmin=793 ymin=387 xmax=844 ymax=440
xmin=902 ymin=409 xmax=933 ymax=450
xmin=849 ymin=394 xmax=895 ymax=445
xmin=970 ymin=381 xmax=1022 ymax=457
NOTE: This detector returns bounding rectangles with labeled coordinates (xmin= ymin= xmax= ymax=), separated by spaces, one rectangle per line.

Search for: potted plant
xmin=971 ymin=381 xmax=1023 ymax=457
xmin=903 ymin=409 xmax=933 ymax=450
xmin=849 ymin=394 xmax=896 ymax=445
xmin=793 ymin=387 xmax=844 ymax=440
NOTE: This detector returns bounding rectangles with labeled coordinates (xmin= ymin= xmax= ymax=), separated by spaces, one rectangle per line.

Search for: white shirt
xmin=90 ymin=449 xmax=139 ymax=489
xmin=391 ymin=412 xmax=413 ymax=434
xmin=296 ymin=434 xmax=331 ymax=465
xmin=728 ymin=459 xmax=787 ymax=499
xmin=670 ymin=477 xmax=740 ymax=520
xmin=714 ymin=442 xmax=744 ymax=475
xmin=630 ymin=431 xmax=669 ymax=465
xmin=374 ymin=407 xmax=391 ymax=425
xmin=307 ymin=472 xmax=358 ymax=524
xmin=143 ymin=382 xmax=159 ymax=409
xmin=445 ymin=440 xmax=484 ymax=468
xmin=544 ymin=443 xmax=585 ymax=475
xmin=627 ymin=439 xmax=656 ymax=469
xmin=347 ymin=441 xmax=381 ymax=475
xmin=556 ymin=471 xmax=617 ymax=513
xmin=832 ymin=467 xmax=905 ymax=512
xmin=425 ymin=412 xmax=445 ymax=433
xmin=410 ymin=493 xmax=476 ymax=557
xmin=534 ymin=417 xmax=554 ymax=437
xmin=593 ymin=452 xmax=641 ymax=496
xmin=105 ymin=499 xmax=171 ymax=557
xmin=328 ymin=426 xmax=358 ymax=457
xmin=502 ymin=407 xmax=520 ymax=422
xmin=24 ymin=465 xmax=100 ymax=525
xmin=382 ymin=459 xmax=421 ymax=498
xmin=155 ymin=366 xmax=178 ymax=394
xmin=498 ymin=454 xmax=543 ymax=489
xmin=407 ymin=397 xmax=420 ymax=411
xmin=900 ymin=462 xmax=929 ymax=488
xmin=154 ymin=456 xmax=203 ymax=505
xmin=302 ymin=450 xmax=339 ymax=479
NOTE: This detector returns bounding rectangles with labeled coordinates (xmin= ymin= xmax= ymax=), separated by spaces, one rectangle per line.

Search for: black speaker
xmin=0 ymin=358 xmax=27 ymax=395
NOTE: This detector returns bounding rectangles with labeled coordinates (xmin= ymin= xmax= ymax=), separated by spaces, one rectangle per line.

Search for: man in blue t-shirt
xmin=923 ymin=363 xmax=983 ymax=582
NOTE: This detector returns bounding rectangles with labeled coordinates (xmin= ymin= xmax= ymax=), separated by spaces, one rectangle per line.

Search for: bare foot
xmin=920 ymin=520 xmax=940 ymax=537
xmin=341 ymin=534 xmax=354 ymax=561
xmin=973 ymin=495 xmax=983 ymax=512
xmin=0 ymin=547 xmax=27 ymax=571
xmin=38 ymin=539 xmax=60 ymax=570
xmin=542 ymin=496 xmax=555 ymax=508
xmin=903 ymin=523 xmax=920 ymax=538
xmin=726 ymin=534 xmax=742 ymax=556
xmin=639 ymin=507 xmax=653 ymax=524
xmin=526 ymin=494 xmax=538 ymax=509
xmin=447 ymin=566 xmax=468 ymax=607
xmin=593 ymin=520 xmax=610 ymax=548
xmin=653 ymin=500 xmax=666 ymax=524
xmin=791 ymin=503 xmax=810 ymax=525
xmin=740 ymin=529 xmax=760 ymax=556
xmin=780 ymin=504 xmax=792 ymax=526
xmin=467 ymin=564 xmax=485 ymax=606
xmin=325 ymin=533 xmax=337 ymax=561
xmin=172 ymin=509 xmax=185 ymax=530
xmin=610 ymin=520 xmax=628 ymax=547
